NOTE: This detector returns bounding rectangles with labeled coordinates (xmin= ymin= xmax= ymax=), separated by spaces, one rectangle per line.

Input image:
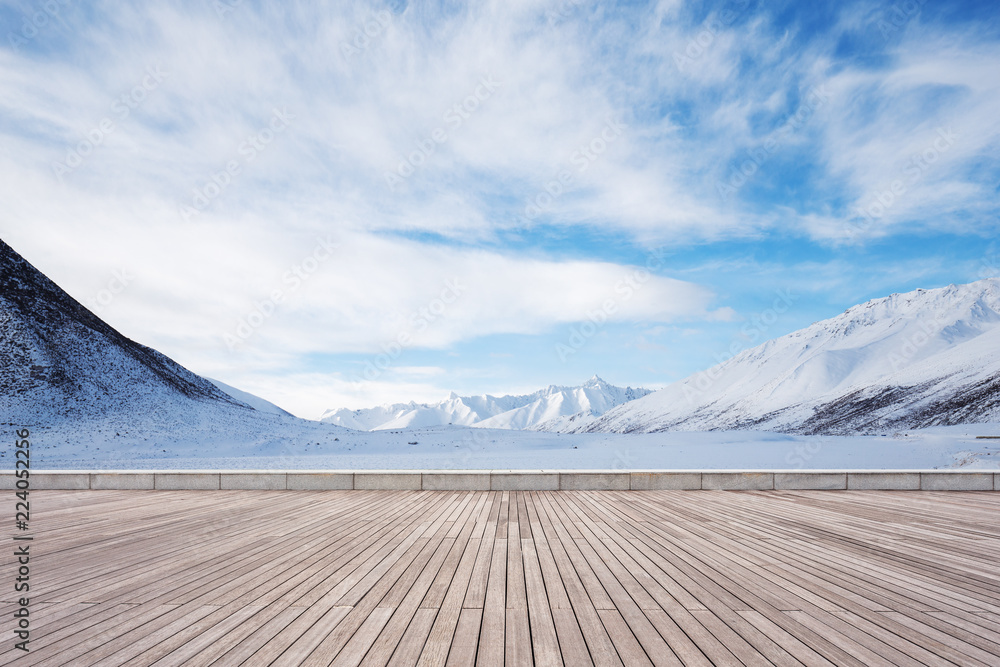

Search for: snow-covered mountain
xmin=570 ymin=279 xmax=1000 ymax=435
xmin=0 ymin=238 xmax=347 ymax=461
xmin=320 ymin=375 xmax=652 ymax=431
xmin=207 ymin=378 xmax=293 ymax=416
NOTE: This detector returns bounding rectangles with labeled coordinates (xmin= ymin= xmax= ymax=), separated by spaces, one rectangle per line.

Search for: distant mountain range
xmin=319 ymin=375 xmax=652 ymax=431
xmin=563 ymin=279 xmax=1000 ymax=435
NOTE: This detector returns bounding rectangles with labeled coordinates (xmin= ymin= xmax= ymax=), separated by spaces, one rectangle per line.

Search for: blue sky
xmin=2 ymin=0 xmax=999 ymax=418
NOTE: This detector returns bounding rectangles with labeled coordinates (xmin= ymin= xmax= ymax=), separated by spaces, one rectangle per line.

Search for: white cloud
xmin=210 ymin=370 xmax=456 ymax=419
xmin=3 ymin=0 xmax=998 ymax=412
xmin=81 ymin=228 xmax=718 ymax=353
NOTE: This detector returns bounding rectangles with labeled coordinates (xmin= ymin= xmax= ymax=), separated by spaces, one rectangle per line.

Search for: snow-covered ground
xmin=19 ymin=422 xmax=1000 ymax=470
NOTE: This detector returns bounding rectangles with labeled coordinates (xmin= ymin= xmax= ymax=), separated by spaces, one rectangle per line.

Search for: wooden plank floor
xmin=2 ymin=490 xmax=1000 ymax=666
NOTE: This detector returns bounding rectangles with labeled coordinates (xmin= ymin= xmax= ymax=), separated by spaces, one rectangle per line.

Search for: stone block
xmin=702 ymin=472 xmax=773 ymax=490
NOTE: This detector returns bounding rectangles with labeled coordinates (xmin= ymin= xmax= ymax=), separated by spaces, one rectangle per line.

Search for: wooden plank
xmin=506 ymin=606 xmax=535 ymax=667
xmin=256 ymin=606 xmax=353 ymax=666
xmin=415 ymin=530 xmax=485 ymax=667
xmin=598 ymin=609 xmax=652 ymax=666
xmin=462 ymin=494 xmax=499 ymax=610
xmin=299 ymin=496 xmax=466 ymax=667
xmin=521 ymin=538 xmax=563 ymax=667
xmin=386 ymin=608 xmax=438 ymax=667
xmin=361 ymin=519 xmax=469 ymax=667
xmin=445 ymin=608 xmax=482 ymax=667
xmin=331 ymin=607 xmax=396 ymax=667
xmin=476 ymin=537 xmax=507 ymax=666
xmin=4 ymin=489 xmax=999 ymax=667
xmin=166 ymin=605 xmax=304 ymax=666
xmin=533 ymin=493 xmax=623 ymax=667
xmin=551 ymin=608 xmax=597 ymax=667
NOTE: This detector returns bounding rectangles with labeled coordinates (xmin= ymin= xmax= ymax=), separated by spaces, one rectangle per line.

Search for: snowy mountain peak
xmin=320 ymin=377 xmax=653 ymax=431
xmin=573 ymin=278 xmax=1000 ymax=435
